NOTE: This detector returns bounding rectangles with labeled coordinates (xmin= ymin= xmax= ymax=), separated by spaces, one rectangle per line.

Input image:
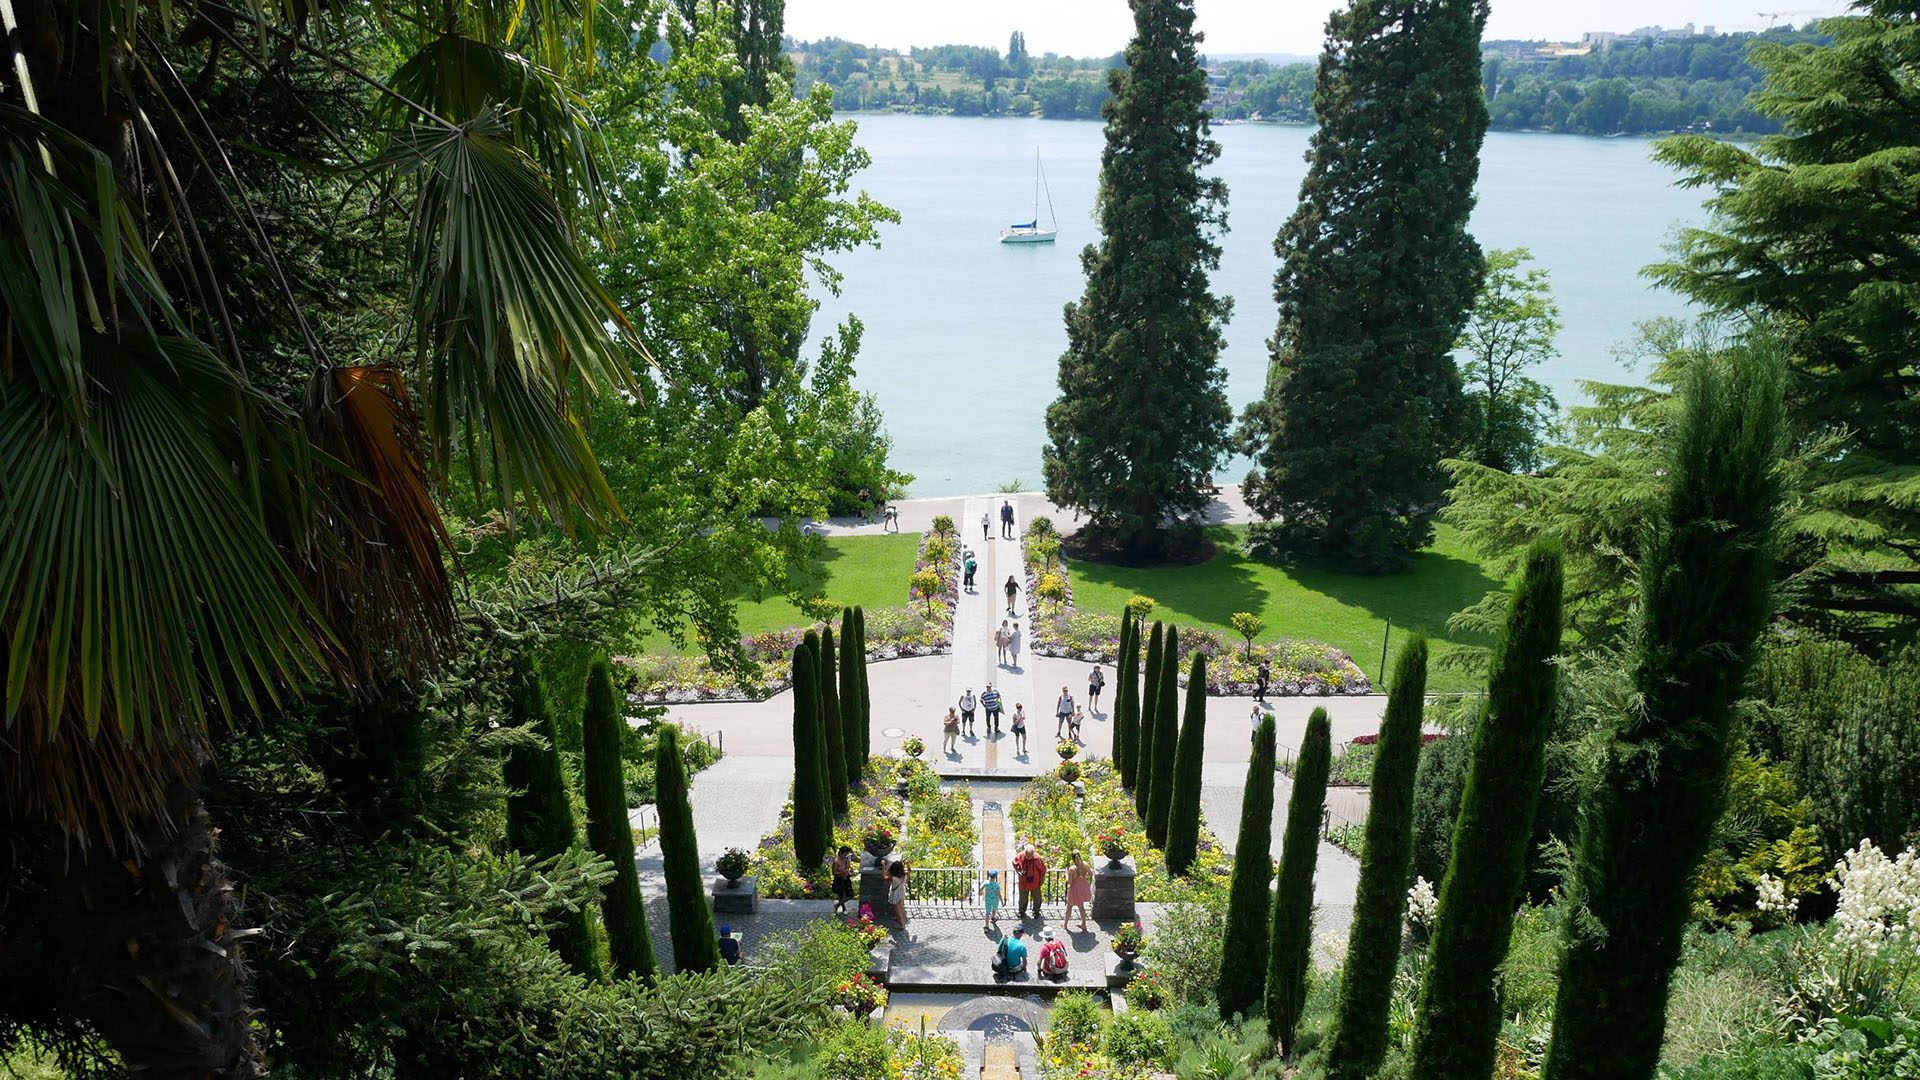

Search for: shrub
xmin=1125 ymin=594 xmax=1157 ymax=620
xmin=1036 ymin=571 xmax=1069 ymax=603
xmin=1104 ymin=1009 xmax=1174 ymax=1069
xmin=930 ymin=514 xmax=956 ymax=537
xmin=816 ymin=1018 xmax=891 ymax=1080
xmin=1328 ymin=742 xmax=1377 ymax=786
xmin=909 ymin=569 xmax=944 ymax=613
xmin=1049 ymin=990 xmax=1107 ymax=1044
xmin=1027 ymin=515 xmax=1058 ymax=539
xmin=1144 ymin=890 xmax=1230 ymax=1005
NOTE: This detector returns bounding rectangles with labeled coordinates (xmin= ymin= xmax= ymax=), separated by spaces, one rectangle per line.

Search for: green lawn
xmin=657 ymin=533 xmax=923 ymax=650
xmin=1066 ymin=525 xmax=1502 ymax=693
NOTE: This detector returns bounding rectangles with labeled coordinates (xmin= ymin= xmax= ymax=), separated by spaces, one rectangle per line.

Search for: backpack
xmin=991 ymin=937 xmax=1011 ymax=974
xmin=1038 ymin=940 xmax=1069 ymax=978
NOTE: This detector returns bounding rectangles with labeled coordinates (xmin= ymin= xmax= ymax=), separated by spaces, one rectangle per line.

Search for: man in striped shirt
xmin=982 ymin=684 xmax=1004 ymax=734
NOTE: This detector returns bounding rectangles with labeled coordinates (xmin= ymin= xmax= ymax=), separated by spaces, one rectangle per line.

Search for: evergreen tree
xmin=1544 ymin=349 xmax=1784 ymax=1079
xmin=819 ymin=627 xmax=849 ymax=816
xmin=1041 ymin=0 xmax=1232 ymax=558
xmin=840 ymin=607 xmax=864 ymax=783
xmin=1410 ymin=543 xmax=1564 ymax=1078
xmin=791 ymin=636 xmax=830 ymax=869
xmin=1135 ymin=621 xmax=1166 ymax=816
xmin=1267 ymin=707 xmax=1332 ymax=1052
xmin=1165 ymin=653 xmax=1209 ymax=873
xmin=656 ymin=725 xmax=723 ymax=974
xmin=1327 ymin=635 xmax=1430 ymax=1076
xmin=855 ymin=607 xmax=873 ymax=764
xmin=1113 ymin=612 xmax=1138 ymax=784
xmin=1241 ymin=0 xmax=1492 ymax=569
xmin=580 ymin=659 xmax=658 ymax=982
xmin=804 ymin=632 xmax=832 ymax=841
xmin=1217 ymin=714 xmax=1278 ymax=1020
xmin=1146 ymin=626 xmax=1182 ymax=845
xmin=502 ymin=657 xmax=602 ymax=980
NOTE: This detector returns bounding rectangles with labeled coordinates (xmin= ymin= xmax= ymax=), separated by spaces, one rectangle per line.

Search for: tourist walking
xmin=1087 ymin=665 xmax=1105 ymax=712
xmin=1013 ymin=844 xmax=1047 ymax=920
xmin=831 ymin=845 xmax=856 ymax=915
xmin=1009 ymin=623 xmax=1023 ymax=669
xmin=959 ymin=688 xmax=977 ymax=736
xmin=1004 ymin=574 xmax=1020 ymax=616
xmin=1256 ymin=659 xmax=1271 ymax=702
xmin=994 ymin=621 xmax=1009 ymax=665
xmin=981 ymin=511 xmax=991 ymax=541
xmin=980 ymin=869 xmax=1003 ymax=929
xmin=982 ymin=684 xmax=1004 ymax=733
xmin=963 ymin=550 xmax=977 ymax=591
xmin=888 ymin=859 xmax=911 ymax=928
xmin=1000 ymin=499 xmax=1016 ymax=539
xmin=1250 ymin=703 xmax=1263 ymax=745
xmin=1011 ymin=704 xmax=1028 ymax=755
xmin=942 ymin=707 xmax=961 ymax=756
xmin=1066 ymin=852 xmax=1094 ymax=931
xmin=1055 ymin=686 xmax=1075 ymax=739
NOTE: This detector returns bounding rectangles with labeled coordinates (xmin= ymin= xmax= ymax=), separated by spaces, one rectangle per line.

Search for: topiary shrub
xmin=1026 ymin=515 xmax=1058 ymax=539
xmin=1125 ymin=594 xmax=1157 ymax=620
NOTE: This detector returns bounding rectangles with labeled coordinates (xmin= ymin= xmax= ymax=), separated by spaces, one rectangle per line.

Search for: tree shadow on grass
xmin=1285 ymin=546 xmax=1504 ymax=649
xmin=1064 ymin=527 xmax=1273 ymax=627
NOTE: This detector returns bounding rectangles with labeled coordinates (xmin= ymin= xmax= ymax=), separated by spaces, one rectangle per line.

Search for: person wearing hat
xmin=718 ymin=924 xmax=742 ymax=966
xmin=979 ymin=868 xmax=1003 ymax=929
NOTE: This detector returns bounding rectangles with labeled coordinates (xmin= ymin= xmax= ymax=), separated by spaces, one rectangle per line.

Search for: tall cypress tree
xmin=819 ymin=627 xmax=849 ymax=816
xmin=1410 ymin=543 xmax=1564 ymax=1078
xmin=855 ymin=607 xmax=873 ymax=765
xmin=1113 ymin=612 xmax=1138 ymax=783
xmin=1327 ymin=635 xmax=1429 ymax=1076
xmin=1544 ymin=349 xmax=1784 ymax=1080
xmin=656 ymin=725 xmax=723 ymax=974
xmin=1267 ymin=707 xmax=1332 ymax=1052
xmin=840 ymin=607 xmax=863 ymax=783
xmin=1165 ymin=652 xmax=1209 ymax=874
xmin=1217 ymin=713 xmax=1277 ymax=1021
xmin=1241 ymin=0 xmax=1491 ymax=570
xmin=1147 ymin=626 xmax=1182 ymax=846
xmin=1135 ymin=621 xmax=1166 ymax=815
xmin=580 ymin=658 xmax=658 ymax=982
xmin=1041 ymin=0 xmax=1232 ymax=559
xmin=791 ymin=636 xmax=829 ymax=869
xmin=502 ymin=656 xmax=602 ymax=980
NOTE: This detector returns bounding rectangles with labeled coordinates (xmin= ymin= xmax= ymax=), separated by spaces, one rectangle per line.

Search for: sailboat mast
xmin=1033 ymin=147 xmax=1041 ymax=221
xmin=1040 ymin=152 xmax=1058 ymax=230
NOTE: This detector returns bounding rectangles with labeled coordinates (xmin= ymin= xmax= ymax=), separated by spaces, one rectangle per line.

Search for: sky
xmin=782 ymin=0 xmax=1856 ymax=58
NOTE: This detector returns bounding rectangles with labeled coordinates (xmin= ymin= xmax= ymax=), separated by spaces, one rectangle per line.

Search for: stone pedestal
xmin=1105 ymin=952 xmax=1141 ymax=989
xmin=860 ymin=853 xmax=892 ymax=915
xmin=1091 ymin=857 xmax=1136 ymax=921
xmin=867 ymin=941 xmax=893 ymax=982
xmin=711 ymin=876 xmax=759 ymax=914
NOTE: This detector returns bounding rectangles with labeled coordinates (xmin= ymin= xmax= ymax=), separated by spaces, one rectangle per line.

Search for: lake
xmin=810 ymin=114 xmax=1709 ymax=498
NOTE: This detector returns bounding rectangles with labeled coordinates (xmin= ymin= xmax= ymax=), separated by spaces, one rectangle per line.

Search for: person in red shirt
xmin=1013 ymin=843 xmax=1048 ymax=921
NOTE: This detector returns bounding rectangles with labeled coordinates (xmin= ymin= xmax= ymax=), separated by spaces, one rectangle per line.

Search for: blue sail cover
xmin=1009 ymin=220 xmax=1036 ymax=230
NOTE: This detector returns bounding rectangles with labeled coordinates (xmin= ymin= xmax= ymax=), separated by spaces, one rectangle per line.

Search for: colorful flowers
xmin=838 ymin=971 xmax=888 ymax=1014
xmin=1096 ymin=825 xmax=1132 ymax=862
xmin=1111 ymin=920 xmax=1145 ymax=953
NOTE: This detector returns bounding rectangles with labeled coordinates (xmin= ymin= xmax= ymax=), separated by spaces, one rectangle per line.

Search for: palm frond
xmin=0 ymin=333 xmax=330 ymax=744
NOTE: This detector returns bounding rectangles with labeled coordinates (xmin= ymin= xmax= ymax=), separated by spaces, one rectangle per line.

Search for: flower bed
xmin=625 ymin=601 xmax=954 ymax=704
xmin=1009 ymin=762 xmax=1231 ymax=903
xmin=902 ymin=782 xmax=978 ymax=900
xmin=1009 ymin=776 xmax=1090 ymax=866
xmin=751 ymin=755 xmax=907 ymax=898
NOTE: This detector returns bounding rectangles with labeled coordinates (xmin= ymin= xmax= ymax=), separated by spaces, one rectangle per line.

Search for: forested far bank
xmin=791 ymin=25 xmax=1827 ymax=135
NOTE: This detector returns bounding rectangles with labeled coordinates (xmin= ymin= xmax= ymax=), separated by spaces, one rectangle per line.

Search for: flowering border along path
xmin=1008 ymin=761 xmax=1232 ymax=903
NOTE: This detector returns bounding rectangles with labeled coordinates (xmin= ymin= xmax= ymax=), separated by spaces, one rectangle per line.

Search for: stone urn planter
xmin=863 ymin=823 xmax=898 ymax=862
xmin=715 ymin=847 xmax=751 ymax=887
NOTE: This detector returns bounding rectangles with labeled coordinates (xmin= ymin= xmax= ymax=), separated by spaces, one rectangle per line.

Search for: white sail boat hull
xmin=1001 ymin=148 xmax=1059 ymax=245
xmin=999 ymin=227 xmax=1057 ymax=244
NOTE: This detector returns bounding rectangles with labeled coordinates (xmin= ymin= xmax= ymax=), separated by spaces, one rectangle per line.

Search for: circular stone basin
xmin=882 ymin=726 xmax=907 ymax=738
xmin=937 ymin=995 xmax=1051 ymax=1042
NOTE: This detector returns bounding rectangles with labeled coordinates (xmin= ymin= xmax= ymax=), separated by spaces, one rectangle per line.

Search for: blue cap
xmin=719 ymin=924 xmax=732 ymax=935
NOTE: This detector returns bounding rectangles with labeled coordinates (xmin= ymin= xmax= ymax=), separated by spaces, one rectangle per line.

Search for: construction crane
xmin=1757 ymin=10 xmax=1818 ymax=27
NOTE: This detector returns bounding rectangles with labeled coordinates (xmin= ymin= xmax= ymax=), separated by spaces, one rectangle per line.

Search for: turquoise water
xmin=811 ymin=114 xmax=1708 ymax=498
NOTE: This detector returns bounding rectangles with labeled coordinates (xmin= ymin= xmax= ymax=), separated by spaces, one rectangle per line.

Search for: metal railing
xmin=907 ymin=866 xmax=982 ymax=911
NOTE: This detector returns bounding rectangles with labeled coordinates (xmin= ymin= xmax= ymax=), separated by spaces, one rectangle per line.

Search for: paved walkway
xmin=940 ymin=495 xmax=1043 ymax=777
xmin=801 ymin=485 xmax=1262 ymax=541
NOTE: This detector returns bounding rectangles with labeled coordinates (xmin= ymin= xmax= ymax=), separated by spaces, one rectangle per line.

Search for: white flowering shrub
xmin=1779 ymin=841 xmax=1920 ymax=1040
xmin=1830 ymin=840 xmax=1920 ymax=953
xmin=1406 ymin=876 xmax=1439 ymax=934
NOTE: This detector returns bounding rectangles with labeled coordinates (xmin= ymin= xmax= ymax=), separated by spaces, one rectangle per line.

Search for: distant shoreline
xmin=826 ymin=110 xmax=1766 ymax=140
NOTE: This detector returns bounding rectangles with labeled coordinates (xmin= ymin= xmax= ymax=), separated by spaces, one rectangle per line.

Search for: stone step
xmin=982 ymin=1043 xmax=1020 ymax=1080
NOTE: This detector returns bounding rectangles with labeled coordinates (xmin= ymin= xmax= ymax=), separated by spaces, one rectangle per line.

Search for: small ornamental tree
xmin=1218 ymin=713 xmax=1278 ymax=1021
xmin=1114 ymin=612 xmax=1139 ymax=784
xmin=1410 ymin=543 xmax=1564 ymax=1078
xmin=657 ymin=725 xmax=723 ymax=974
xmin=1268 ymin=708 xmax=1332 ymax=1052
xmin=502 ymin=656 xmax=601 ymax=980
xmin=910 ymin=568 xmax=943 ymax=615
xmin=581 ymin=658 xmax=658 ymax=982
xmin=1147 ymin=626 xmax=1182 ymax=846
xmin=1327 ymin=635 xmax=1429 ymax=1076
xmin=792 ymin=636 xmax=829 ymax=869
xmin=931 ymin=514 xmax=956 ymax=536
xmin=1136 ymin=621 xmax=1166 ymax=814
xmin=1125 ymin=594 xmax=1157 ymax=621
xmin=819 ymin=627 xmax=849 ymax=816
xmin=1165 ymin=652 xmax=1209 ymax=874
xmin=840 ymin=607 xmax=863 ymax=783
xmin=1230 ymin=612 xmax=1265 ymax=660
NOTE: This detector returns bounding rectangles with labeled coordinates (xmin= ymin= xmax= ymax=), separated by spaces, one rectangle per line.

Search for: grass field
xmin=719 ymin=532 xmax=924 ymax=641
xmin=1066 ymin=525 xmax=1502 ymax=693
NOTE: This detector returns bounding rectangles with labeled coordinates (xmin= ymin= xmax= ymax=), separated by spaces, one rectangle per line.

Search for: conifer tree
xmin=1544 ymin=349 xmax=1784 ymax=1080
xmin=1242 ymin=0 xmax=1491 ymax=569
xmin=1042 ymin=0 xmax=1232 ymax=558
xmin=1146 ymin=626 xmax=1182 ymax=845
xmin=1267 ymin=707 xmax=1332 ymax=1052
xmin=840 ymin=607 xmax=863 ymax=783
xmin=791 ymin=635 xmax=829 ymax=869
xmin=1135 ymin=621 xmax=1166 ymax=815
xmin=502 ymin=656 xmax=602 ymax=980
xmin=580 ymin=658 xmax=657 ymax=982
xmin=1217 ymin=713 xmax=1277 ymax=1021
xmin=1165 ymin=653 xmax=1209 ymax=873
xmin=1327 ymin=636 xmax=1429 ymax=1076
xmin=819 ymin=627 xmax=849 ymax=816
xmin=1113 ymin=612 xmax=1138 ymax=784
xmin=656 ymin=725 xmax=723 ymax=974
xmin=855 ymin=607 xmax=873 ymax=764
xmin=1410 ymin=543 xmax=1564 ymax=1078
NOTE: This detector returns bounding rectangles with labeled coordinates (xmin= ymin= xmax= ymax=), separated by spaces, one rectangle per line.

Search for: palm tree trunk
xmin=59 ymin=761 xmax=266 ymax=1079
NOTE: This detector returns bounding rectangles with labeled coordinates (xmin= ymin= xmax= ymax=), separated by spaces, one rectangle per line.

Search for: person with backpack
xmin=991 ymin=927 xmax=1029 ymax=978
xmin=1037 ymin=929 xmax=1070 ymax=980
xmin=1013 ymin=844 xmax=1047 ymax=920
xmin=981 ymin=684 xmax=1003 ymax=733
xmin=1256 ymin=658 xmax=1271 ymax=702
xmin=963 ymin=550 xmax=978 ymax=592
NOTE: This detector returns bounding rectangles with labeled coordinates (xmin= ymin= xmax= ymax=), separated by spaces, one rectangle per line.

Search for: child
xmin=1068 ymin=707 xmax=1084 ymax=744
xmin=980 ymin=868 xmax=1003 ymax=928
xmin=831 ymin=845 xmax=856 ymax=915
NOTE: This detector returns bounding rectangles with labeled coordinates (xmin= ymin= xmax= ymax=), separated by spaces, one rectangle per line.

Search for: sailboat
xmin=999 ymin=149 xmax=1059 ymax=244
